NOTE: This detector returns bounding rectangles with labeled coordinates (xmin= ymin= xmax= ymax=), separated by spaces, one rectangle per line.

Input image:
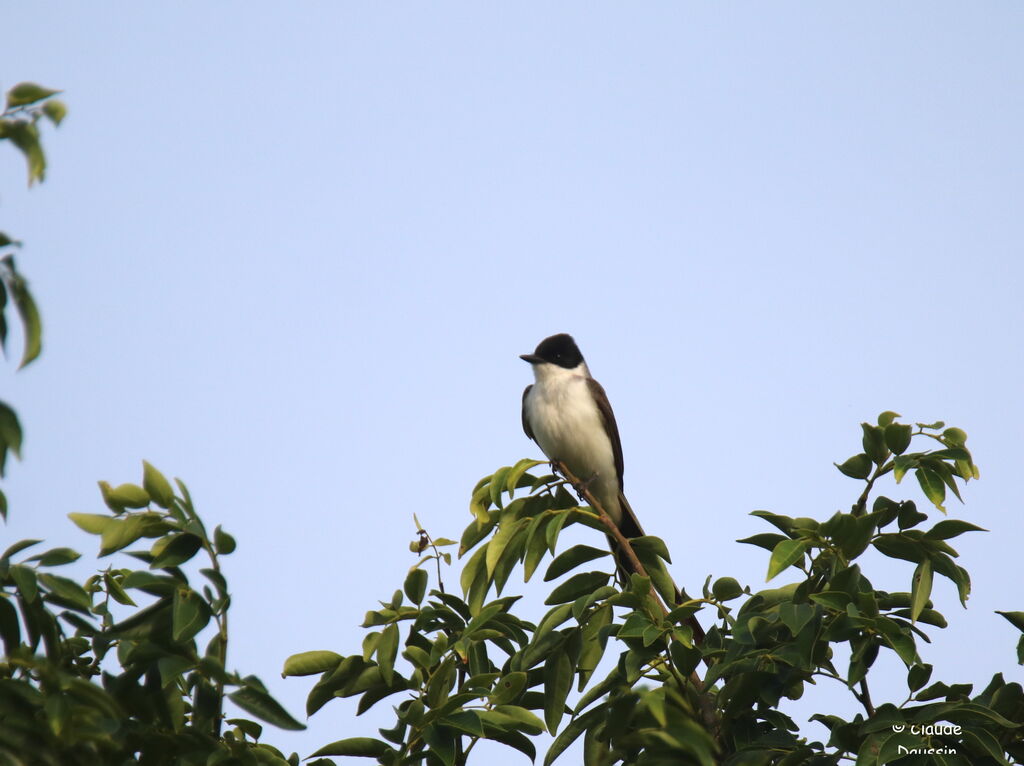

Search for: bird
xmin=520 ymin=332 xmax=648 ymax=579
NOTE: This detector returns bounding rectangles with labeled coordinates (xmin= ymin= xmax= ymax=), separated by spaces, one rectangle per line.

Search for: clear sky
xmin=3 ymin=3 xmax=1023 ymax=761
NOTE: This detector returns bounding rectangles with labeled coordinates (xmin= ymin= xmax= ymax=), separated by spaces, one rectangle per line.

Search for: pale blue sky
xmin=3 ymin=3 xmax=1023 ymax=761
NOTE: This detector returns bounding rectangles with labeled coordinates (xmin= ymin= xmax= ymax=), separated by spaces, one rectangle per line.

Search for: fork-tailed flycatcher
xmin=520 ymin=333 xmax=648 ymax=578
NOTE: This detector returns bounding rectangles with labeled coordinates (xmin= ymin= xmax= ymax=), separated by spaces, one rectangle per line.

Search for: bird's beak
xmin=520 ymin=353 xmax=542 ymax=364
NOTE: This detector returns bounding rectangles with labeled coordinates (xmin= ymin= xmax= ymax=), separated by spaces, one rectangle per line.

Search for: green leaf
xmin=545 ymin=571 xmax=611 ymax=604
xmin=779 ymin=602 xmax=815 ymax=636
xmin=403 ymin=567 xmax=428 ymax=605
xmin=151 ymin=533 xmax=203 ymax=568
xmin=543 ymin=705 xmax=605 ymax=766
xmin=283 ymin=650 xmax=343 ymax=677
xmin=877 ymin=411 xmax=901 ymax=427
xmin=544 ymin=544 xmax=608 ymax=581
xmin=543 ymin=650 xmax=572 ymax=733
xmin=4 ymin=121 xmax=46 ymax=185
xmin=2 ymin=538 xmax=41 ymax=560
xmin=766 ymin=539 xmax=807 ymax=581
xmin=27 ymin=547 xmax=80 ymax=566
xmin=712 ymin=577 xmax=743 ymax=601
xmin=10 ymin=564 xmax=38 ymax=602
xmin=736 ymin=532 xmax=788 ymax=551
xmin=0 ymin=597 xmax=21 ymax=653
xmin=376 ymin=623 xmax=399 ymax=685
xmin=907 ymin=663 xmax=932 ymax=692
xmin=0 ymin=401 xmax=23 ymax=465
xmin=835 ymin=453 xmax=872 ymax=480
xmin=172 ymin=586 xmax=210 ymax=641
xmin=99 ymin=516 xmax=157 ymax=556
xmin=874 ymin=617 xmax=917 ymax=666
xmin=997 ymin=611 xmax=1024 ymax=633
xmin=41 ymin=99 xmax=67 ymax=126
xmin=916 ymin=466 xmax=947 ymax=512
xmin=884 ymin=423 xmax=914 ymax=455
xmin=489 ymin=671 xmax=527 ymax=706
xmin=100 ymin=481 xmax=150 ymax=511
xmin=490 ymin=704 xmax=546 ymax=734
xmin=861 ymin=423 xmax=888 ymax=464
xmin=142 ymin=461 xmax=175 ymax=508
xmin=38 ymin=573 xmax=92 ymax=612
xmin=925 ymin=519 xmax=986 ymax=540
xmin=230 ymin=684 xmax=306 ymax=731
xmin=103 ymin=572 xmax=137 ymax=606
xmin=67 ymin=512 xmax=111 ymax=535
xmin=910 ymin=559 xmax=932 ymax=623
xmin=213 ymin=526 xmax=236 ymax=555
xmin=6 ymin=82 xmax=61 ymax=108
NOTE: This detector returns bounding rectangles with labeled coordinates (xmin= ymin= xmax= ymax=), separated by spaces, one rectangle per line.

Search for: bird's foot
xmin=572 ymin=472 xmax=600 ymax=502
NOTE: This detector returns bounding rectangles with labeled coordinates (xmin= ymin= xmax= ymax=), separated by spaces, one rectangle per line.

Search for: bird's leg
xmin=548 ymin=461 xmax=599 ymax=502
xmin=572 ymin=471 xmax=601 ymax=503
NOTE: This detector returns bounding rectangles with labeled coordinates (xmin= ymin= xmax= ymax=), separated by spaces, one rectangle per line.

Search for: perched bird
xmin=520 ymin=333 xmax=647 ymax=578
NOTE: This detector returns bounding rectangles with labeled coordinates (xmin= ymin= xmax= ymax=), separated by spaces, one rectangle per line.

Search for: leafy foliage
xmin=0 ymin=80 xmax=65 ymax=517
xmin=0 ymin=462 xmax=303 ymax=765
xmin=288 ymin=415 xmax=1024 ymax=765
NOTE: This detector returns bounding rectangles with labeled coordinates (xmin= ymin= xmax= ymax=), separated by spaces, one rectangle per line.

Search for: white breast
xmin=524 ymin=363 xmax=622 ymax=523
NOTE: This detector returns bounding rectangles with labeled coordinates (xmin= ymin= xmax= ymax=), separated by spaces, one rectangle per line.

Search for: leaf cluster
xmin=0 ymin=81 xmax=64 ymax=517
xmin=0 ymin=462 xmax=304 ymax=765
xmin=290 ymin=416 xmax=1024 ymax=765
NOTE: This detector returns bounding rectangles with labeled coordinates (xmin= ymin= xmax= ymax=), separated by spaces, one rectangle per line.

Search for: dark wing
xmin=586 ymin=378 xmax=624 ymax=491
xmin=521 ymin=385 xmax=535 ymax=440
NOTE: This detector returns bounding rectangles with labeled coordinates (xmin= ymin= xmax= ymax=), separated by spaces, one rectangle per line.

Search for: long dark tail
xmin=611 ymin=492 xmax=686 ymax=605
xmin=610 ymin=493 xmax=707 ymax=646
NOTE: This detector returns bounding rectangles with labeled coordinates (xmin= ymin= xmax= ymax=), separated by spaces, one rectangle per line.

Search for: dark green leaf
xmin=835 ymin=453 xmax=872 ymax=480
xmin=885 ymin=423 xmax=914 ymax=455
xmin=712 ymin=577 xmax=743 ymax=601
xmin=489 ymin=671 xmax=527 ymax=706
xmin=997 ymin=611 xmax=1024 ymax=633
xmin=0 ymin=596 xmax=22 ymax=653
xmin=8 ymin=272 xmax=42 ymax=368
xmin=545 ymin=544 xmax=609 ymax=581
xmin=151 ymin=533 xmax=203 ymax=568
xmin=2 ymin=538 xmax=41 ymax=560
xmin=404 ymin=567 xmax=428 ymax=605
xmin=213 ymin=526 xmax=236 ymax=555
xmin=907 ymin=663 xmax=932 ymax=692
xmin=543 ymin=650 xmax=572 ymax=733
xmin=10 ymin=564 xmax=37 ymax=602
xmin=307 ymin=737 xmax=387 ymax=761
xmin=172 ymin=587 xmax=209 ymax=642
xmin=925 ymin=519 xmax=986 ymax=540
xmin=736 ymin=532 xmax=788 ymax=551
xmin=545 ymin=571 xmax=611 ymax=604
xmin=38 ymin=573 xmax=92 ymax=612
xmin=543 ymin=705 xmax=604 ymax=766
xmin=0 ymin=401 xmax=23 ymax=466
xmin=861 ymin=423 xmax=888 ymax=464
xmin=229 ymin=684 xmax=306 ymax=731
